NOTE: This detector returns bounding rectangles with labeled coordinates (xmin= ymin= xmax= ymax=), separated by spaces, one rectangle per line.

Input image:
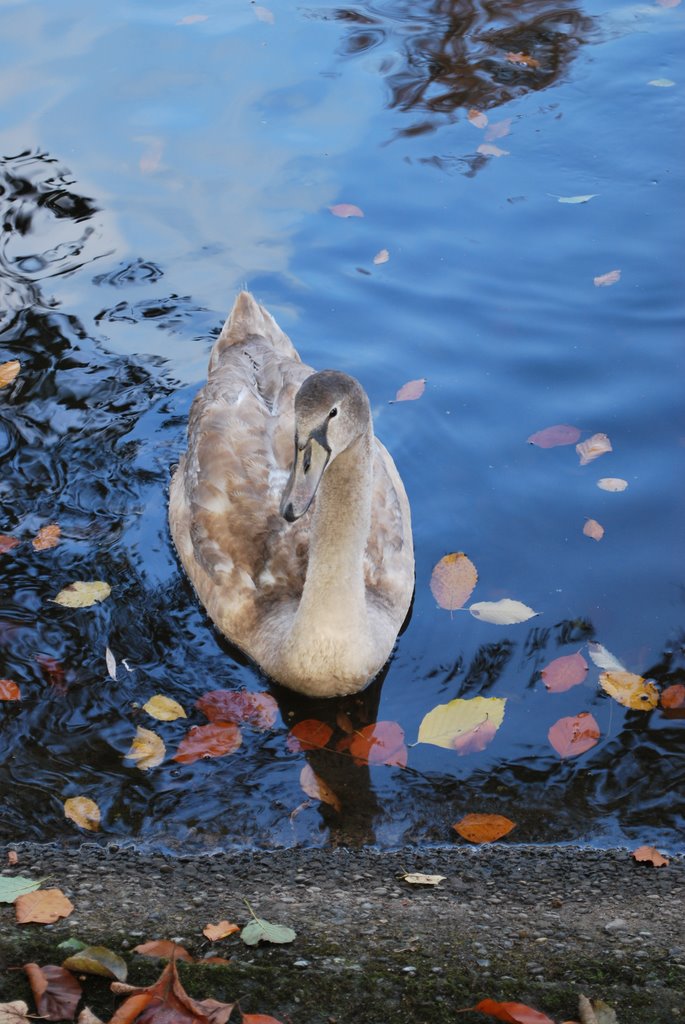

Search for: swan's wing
xmin=364 ymin=441 xmax=414 ymax=611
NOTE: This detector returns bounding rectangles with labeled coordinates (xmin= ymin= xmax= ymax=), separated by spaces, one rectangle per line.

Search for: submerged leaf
xmin=286 ymin=719 xmax=333 ymax=752
xmin=661 ymin=683 xmax=685 ymax=709
xmin=505 ymin=52 xmax=540 ymax=68
xmin=299 ymin=765 xmax=341 ymax=811
xmin=32 ymin=524 xmax=61 ymax=551
xmin=0 ymin=535 xmax=20 ymax=554
xmin=124 ymin=726 xmax=166 ymax=770
xmin=0 ymin=678 xmax=21 ymax=700
xmin=648 ymin=78 xmax=675 ymax=87
xmin=348 ymin=721 xmax=407 ymax=767
xmin=418 ymin=696 xmax=506 ymax=752
xmin=469 ymin=599 xmax=538 ymax=624
xmin=453 ymin=813 xmax=516 ymax=843
xmin=430 ymin=552 xmax=478 ymax=610
xmin=548 ymin=712 xmax=600 ymax=758
xmin=599 ymin=671 xmax=658 ymax=711
xmin=373 ymin=248 xmax=390 ymax=265
xmin=64 ymin=795 xmax=101 ymax=831
xmin=52 ymin=580 xmax=111 ymax=608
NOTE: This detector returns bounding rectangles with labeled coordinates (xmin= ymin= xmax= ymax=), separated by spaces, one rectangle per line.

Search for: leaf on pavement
xmin=548 ymin=712 xmax=600 ymax=758
xmin=64 ymin=795 xmax=101 ymax=831
xmin=576 ymin=433 xmax=612 ymax=465
xmin=24 ymin=965 xmax=82 ymax=1022
xmin=467 ymin=998 xmax=555 ymax=1023
xmin=173 ymin=722 xmax=242 ymax=765
xmin=0 ymin=361 xmax=20 ymax=388
xmin=0 ymin=679 xmax=21 ymax=700
xmin=418 ymin=696 xmax=506 ymax=753
xmin=430 ymin=552 xmax=478 ymax=610
xmin=62 ymin=945 xmax=128 ymax=981
xmin=347 ymin=721 xmax=407 ymax=767
xmin=299 ymin=765 xmax=341 ymax=811
xmin=107 ymin=959 xmax=233 ymax=1024
xmin=52 ymin=580 xmax=111 ymax=608
xmin=132 ymin=940 xmax=193 ymax=961
xmin=15 ymin=889 xmax=74 ymax=925
xmin=632 ymin=845 xmax=669 ymax=867
xmin=143 ymin=694 xmax=187 ymax=722
xmin=578 ymin=993 xmax=619 ymax=1024
xmin=469 ymin=599 xmax=538 ymax=624
xmin=124 ymin=726 xmax=166 ymax=770
xmin=0 ymin=875 xmax=43 ymax=904
xmin=196 ymin=689 xmax=278 ymax=729
xmin=286 ymin=719 xmax=333 ymax=752
xmin=241 ymin=911 xmax=296 ymax=947
xmin=453 ymin=813 xmax=516 ymax=843
xmin=541 ymin=652 xmax=589 ymax=693
xmin=202 ymin=920 xmax=240 ymax=942
xmin=599 ymin=671 xmax=658 ymax=711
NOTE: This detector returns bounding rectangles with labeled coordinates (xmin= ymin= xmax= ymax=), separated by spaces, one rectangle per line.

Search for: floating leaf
xmin=576 ymin=432 xmax=612 ymax=465
xmin=0 ymin=360 xmax=20 ymax=388
xmin=597 ymin=477 xmax=628 ymax=492
xmin=548 ymin=712 xmax=600 ymax=758
xmin=467 ymin=108 xmax=488 ymax=128
xmin=241 ymin=912 xmax=296 ymax=947
xmin=467 ymin=999 xmax=555 ymax=1024
xmin=254 ymin=6 xmax=275 ymax=23
xmin=329 ymin=203 xmax=364 ymax=218
xmin=400 ymin=872 xmax=446 ymax=886
xmin=0 ymin=535 xmax=19 ymax=554
xmin=173 ymin=722 xmax=242 ymax=764
xmin=599 ymin=671 xmax=658 ymax=711
xmin=541 ymin=652 xmax=589 ymax=693
xmin=64 ymin=795 xmax=101 ymax=831
xmin=587 ymin=641 xmax=626 ymax=672
xmin=52 ymin=580 xmax=111 ymax=608
xmin=648 ymin=78 xmax=675 ymax=87
xmin=177 ymin=14 xmax=209 ymax=24
xmin=124 ymin=726 xmax=166 ymax=770
xmin=655 ymin=0 xmax=681 ymax=7
xmin=348 ymin=721 xmax=407 ymax=767
xmin=453 ymin=813 xmax=516 ymax=843
xmin=527 ymin=424 xmax=581 ymax=448
xmin=373 ymin=248 xmax=390 ymax=265
xmin=418 ymin=696 xmax=506 ymax=752
xmin=594 ymin=269 xmax=621 ymax=287
xmin=132 ymin=940 xmax=193 ymax=961
xmin=555 ymin=193 xmax=599 ymax=204
xmin=484 ymin=118 xmax=512 ymax=141
xmin=202 ymin=920 xmax=240 ymax=941
xmin=583 ymin=518 xmax=604 ymax=541
xmin=32 ymin=524 xmax=61 ymax=551
xmin=15 ymin=889 xmax=74 ymax=924
xmin=393 ymin=378 xmax=426 ymax=402
xmin=0 ymin=1001 xmax=31 ymax=1024
xmin=632 ymin=845 xmax=669 ymax=867
xmin=0 ymin=875 xmax=43 ymax=904
xmin=505 ymin=52 xmax=540 ymax=68
xmin=62 ymin=946 xmax=128 ymax=981
xmin=661 ymin=684 xmax=685 ymax=709
xmin=286 ymin=719 xmax=333 ymax=752
xmin=477 ymin=143 xmax=509 ymax=157
xmin=197 ymin=689 xmax=278 ymax=729
xmin=469 ymin=599 xmax=538 ymax=624
xmin=430 ymin=552 xmax=478 ymax=611
xmin=105 ymin=647 xmax=117 ymax=680
xmin=299 ymin=765 xmax=341 ymax=811
xmin=24 ymin=964 xmax=81 ymax=1021
xmin=0 ymin=678 xmax=21 ymax=700
xmin=143 ymin=694 xmax=187 ymax=722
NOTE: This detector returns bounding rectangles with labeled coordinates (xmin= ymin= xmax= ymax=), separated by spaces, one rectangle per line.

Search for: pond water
xmin=0 ymin=0 xmax=683 ymax=854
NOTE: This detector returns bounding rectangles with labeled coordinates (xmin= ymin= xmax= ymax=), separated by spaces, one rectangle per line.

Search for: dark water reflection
xmin=0 ymin=0 xmax=683 ymax=854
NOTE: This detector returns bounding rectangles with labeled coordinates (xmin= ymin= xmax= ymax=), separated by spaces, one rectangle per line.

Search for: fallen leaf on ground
xmin=596 ymin=477 xmax=627 ymax=492
xmin=555 ymin=194 xmax=599 ymax=204
xmin=299 ymin=765 xmax=342 ymax=811
xmin=541 ymin=652 xmax=589 ymax=692
xmin=505 ymin=52 xmax=540 ymax=68
xmin=576 ymin=433 xmax=612 ymax=465
xmin=599 ymin=671 xmax=658 ymax=710
xmin=132 ymin=940 xmax=193 ymax=961
xmin=393 ymin=378 xmax=426 ymax=402
xmin=548 ymin=712 xmax=600 ymax=758
xmin=329 ymin=203 xmax=364 ymax=218
xmin=418 ymin=696 xmax=506 ymax=752
xmin=202 ymin=920 xmax=240 ymax=941
xmin=62 ymin=945 xmax=128 ymax=981
xmin=0 ymin=536 xmax=19 ymax=554
xmin=0 ymin=678 xmax=20 ymax=700
xmin=64 ymin=795 xmax=101 ymax=831
xmin=430 ymin=552 xmax=478 ymax=610
xmin=400 ymin=872 xmax=446 ymax=886
xmin=347 ymin=721 xmax=407 ymax=767
xmin=632 ymin=845 xmax=669 ymax=867
xmin=196 ymin=689 xmax=278 ymax=729
xmin=124 ymin=726 xmax=166 ymax=770
xmin=286 ymin=719 xmax=333 ymax=752
xmin=453 ymin=813 xmax=516 ymax=843
xmin=477 ymin=143 xmax=509 ymax=157
xmin=173 ymin=722 xmax=242 ymax=764
xmin=594 ymin=269 xmax=621 ymax=287
xmin=578 ymin=993 xmax=618 ymax=1024
xmin=373 ymin=249 xmax=390 ymax=265
xmin=467 ymin=108 xmax=488 ymax=128
xmin=469 ymin=598 xmax=538 ymax=624
xmin=32 ymin=524 xmax=61 ymax=550
xmin=660 ymin=683 xmax=685 ymax=708
xmin=583 ymin=519 xmax=604 ymax=541
xmin=15 ymin=889 xmax=74 ymax=924
xmin=241 ymin=909 xmax=296 ymax=947
xmin=108 ymin=958 xmax=233 ymax=1024
xmin=143 ymin=694 xmax=187 ymax=722
xmin=527 ymin=424 xmax=581 ymax=447
xmin=0 ymin=875 xmax=43 ymax=903
xmin=465 ymin=997 xmax=555 ymax=1023
xmin=52 ymin=580 xmax=111 ymax=608
xmin=242 ymin=1016 xmax=284 ymax=1024
xmin=24 ymin=965 xmax=81 ymax=1022
xmin=0 ymin=360 xmax=20 ymax=388
xmin=587 ymin=642 xmax=626 ymax=672
xmin=485 ymin=118 xmax=512 ymax=141
xmin=0 ymin=1001 xmax=31 ymax=1024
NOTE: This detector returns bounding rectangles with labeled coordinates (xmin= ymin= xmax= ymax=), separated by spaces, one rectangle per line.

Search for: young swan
xmin=169 ymin=291 xmax=414 ymax=697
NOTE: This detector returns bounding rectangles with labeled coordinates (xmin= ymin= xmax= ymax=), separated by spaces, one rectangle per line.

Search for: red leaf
xmin=393 ymin=378 xmax=426 ymax=402
xmin=661 ymin=684 xmax=685 ymax=709
xmin=24 ymin=964 xmax=82 ymax=1022
xmin=348 ymin=721 xmax=407 ymax=767
xmin=470 ymin=998 xmax=555 ymax=1023
xmin=329 ymin=203 xmax=364 ymax=218
xmin=540 ymin=652 xmax=588 ymax=693
xmin=196 ymin=689 xmax=278 ymax=730
xmin=0 ymin=678 xmax=21 ymax=700
xmin=286 ymin=719 xmax=333 ymax=752
xmin=173 ymin=722 xmax=242 ymax=764
xmin=527 ymin=424 xmax=581 ymax=448
xmin=548 ymin=712 xmax=600 ymax=758
xmin=0 ymin=535 xmax=19 ymax=554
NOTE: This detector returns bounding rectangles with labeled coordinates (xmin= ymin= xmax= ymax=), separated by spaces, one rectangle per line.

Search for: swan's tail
xmin=208 ymin=291 xmax=300 ymax=373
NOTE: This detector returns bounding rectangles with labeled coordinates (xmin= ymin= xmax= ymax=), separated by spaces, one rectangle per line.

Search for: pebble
xmin=605 ymin=918 xmax=628 ymax=933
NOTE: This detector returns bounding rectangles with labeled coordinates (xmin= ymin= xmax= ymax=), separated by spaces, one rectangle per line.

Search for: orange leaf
xmin=0 ymin=678 xmax=21 ymax=700
xmin=430 ymin=552 xmax=478 ymax=611
xmin=393 ymin=378 xmax=425 ymax=402
xmin=329 ymin=203 xmax=364 ymax=218
xmin=196 ymin=689 xmax=278 ymax=730
xmin=173 ymin=722 xmax=242 ymax=764
xmin=583 ymin=518 xmax=604 ymax=541
xmin=32 ymin=524 xmax=61 ymax=551
xmin=469 ymin=998 xmax=555 ymax=1023
xmin=505 ymin=52 xmax=540 ymax=68
xmin=661 ymin=684 xmax=685 ymax=708
xmin=348 ymin=721 xmax=407 ymax=767
xmin=548 ymin=712 xmax=600 ymax=758
xmin=132 ymin=940 xmax=193 ymax=961
xmin=15 ymin=889 xmax=74 ymax=924
xmin=107 ymin=960 xmax=230 ymax=1024
xmin=453 ymin=813 xmax=516 ymax=843
xmin=599 ymin=670 xmax=659 ymax=711
xmin=286 ymin=719 xmax=333 ymax=752
xmin=527 ymin=424 xmax=581 ymax=448
xmin=540 ymin=653 xmax=588 ymax=693
xmin=24 ymin=964 xmax=82 ymax=1022
xmin=202 ymin=920 xmax=240 ymax=941
xmin=0 ymin=535 xmax=19 ymax=555
xmin=633 ymin=845 xmax=669 ymax=867
xmin=299 ymin=765 xmax=341 ymax=812
xmin=0 ymin=360 xmax=20 ymax=388
xmin=467 ymin=108 xmax=488 ymax=128
xmin=576 ymin=432 xmax=612 ymax=465
xmin=242 ymin=1016 xmax=284 ymax=1024
xmin=594 ymin=269 xmax=621 ymax=287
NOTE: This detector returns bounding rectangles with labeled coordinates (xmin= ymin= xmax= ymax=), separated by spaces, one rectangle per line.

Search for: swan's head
xmin=280 ymin=370 xmax=370 ymax=522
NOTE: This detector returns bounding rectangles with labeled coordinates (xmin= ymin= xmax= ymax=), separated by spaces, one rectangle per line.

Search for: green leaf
xmin=57 ymin=938 xmax=87 ymax=953
xmin=0 ymin=875 xmax=43 ymax=903
xmin=62 ymin=945 xmax=128 ymax=981
xmin=240 ymin=916 xmax=296 ymax=946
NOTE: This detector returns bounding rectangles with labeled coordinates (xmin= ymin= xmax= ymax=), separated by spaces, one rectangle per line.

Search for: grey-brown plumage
xmin=169 ymin=291 xmax=414 ymax=696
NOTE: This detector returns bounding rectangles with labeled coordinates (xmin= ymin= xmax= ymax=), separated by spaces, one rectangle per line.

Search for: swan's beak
xmin=280 ymin=437 xmax=329 ymax=522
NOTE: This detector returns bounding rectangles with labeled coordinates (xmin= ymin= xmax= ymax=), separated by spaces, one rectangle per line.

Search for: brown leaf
xmin=7 ymin=851 xmax=18 ymax=865
xmin=173 ymin=722 xmax=242 ymax=764
xmin=632 ymin=844 xmax=669 ymax=867
xmin=77 ymin=1010 xmax=105 ymax=1024
xmin=32 ymin=524 xmax=61 ymax=551
xmin=0 ymin=679 xmax=21 ymax=700
xmin=299 ymin=765 xmax=341 ymax=812
xmin=61 ymin=945 xmax=128 ymax=982
xmin=241 ymin=1016 xmax=284 ymax=1024
xmin=132 ymin=940 xmax=193 ymax=961
xmin=576 ymin=433 xmax=612 ymax=465
xmin=453 ymin=813 xmax=516 ymax=844
xmin=505 ymin=52 xmax=540 ymax=68
xmin=202 ymin=921 xmax=240 ymax=941
xmin=329 ymin=203 xmax=364 ymax=219
xmin=467 ymin=108 xmax=488 ymax=128
xmin=393 ymin=378 xmax=425 ymax=402
xmin=347 ymin=721 xmax=407 ymax=767
xmin=548 ymin=712 xmax=600 ymax=758
xmin=64 ymin=795 xmax=101 ymax=831
xmin=0 ymin=360 xmax=20 ymax=388
xmin=196 ymin=689 xmax=278 ymax=730
xmin=594 ymin=269 xmax=621 ymax=287
xmin=527 ymin=424 xmax=581 ymax=448
xmin=660 ymin=683 xmax=685 ymax=709
xmin=583 ymin=519 xmax=604 ymax=541
xmin=430 ymin=552 xmax=478 ymax=610
xmin=15 ymin=889 xmax=74 ymax=925
xmin=599 ymin=670 xmax=659 ymax=711
xmin=24 ymin=965 xmax=81 ymax=1022
xmin=541 ymin=652 xmax=589 ymax=693
xmin=286 ymin=719 xmax=333 ymax=752
xmin=108 ymin=960 xmax=228 ymax=1024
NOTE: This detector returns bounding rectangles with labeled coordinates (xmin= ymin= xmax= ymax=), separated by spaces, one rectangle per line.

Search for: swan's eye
xmin=329 ymin=407 xmax=338 ymax=418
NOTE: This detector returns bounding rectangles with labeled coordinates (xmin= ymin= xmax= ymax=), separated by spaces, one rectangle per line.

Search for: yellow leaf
xmin=143 ymin=694 xmax=187 ymax=722
xmin=417 ymin=696 xmax=506 ymax=751
xmin=0 ymin=360 xmax=20 ymax=388
xmin=599 ymin=671 xmax=658 ymax=711
xmin=53 ymin=580 xmax=111 ymax=608
xmin=430 ymin=552 xmax=478 ymax=610
xmin=400 ymin=872 xmax=446 ymax=886
xmin=124 ymin=726 xmax=166 ymax=770
xmin=64 ymin=796 xmax=101 ymax=831
xmin=576 ymin=433 xmax=612 ymax=465
xmin=299 ymin=765 xmax=341 ymax=812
